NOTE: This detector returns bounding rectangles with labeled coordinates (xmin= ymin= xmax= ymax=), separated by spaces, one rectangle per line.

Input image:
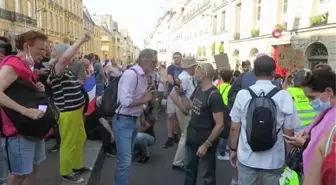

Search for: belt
xmin=116 ymin=114 xmax=138 ymax=120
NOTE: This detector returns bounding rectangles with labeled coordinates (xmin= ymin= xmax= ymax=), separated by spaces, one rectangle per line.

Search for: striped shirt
xmin=49 ymin=67 xmax=85 ymax=112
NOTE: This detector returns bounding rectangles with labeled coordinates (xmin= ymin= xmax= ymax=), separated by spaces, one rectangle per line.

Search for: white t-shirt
xmin=230 ymin=80 xmax=300 ymax=170
xmin=157 ymin=74 xmax=166 ymax=92
xmin=178 ymin=70 xmax=195 ymax=99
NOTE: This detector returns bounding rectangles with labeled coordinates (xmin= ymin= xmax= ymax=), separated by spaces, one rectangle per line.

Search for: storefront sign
xmin=272 ymin=29 xmax=297 ymax=39
xmin=278 ymin=47 xmax=304 ymax=70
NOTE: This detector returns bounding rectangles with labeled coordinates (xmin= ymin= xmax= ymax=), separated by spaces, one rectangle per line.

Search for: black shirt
xmin=186 ymin=86 xmax=225 ymax=145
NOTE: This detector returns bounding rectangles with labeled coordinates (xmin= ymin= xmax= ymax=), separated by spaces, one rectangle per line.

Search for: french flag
xmin=83 ymin=74 xmax=96 ymax=115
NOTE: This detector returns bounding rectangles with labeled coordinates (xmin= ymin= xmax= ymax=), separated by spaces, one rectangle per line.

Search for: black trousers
xmin=86 ymin=125 xmax=115 ymax=153
xmin=183 ymin=141 xmax=217 ymax=185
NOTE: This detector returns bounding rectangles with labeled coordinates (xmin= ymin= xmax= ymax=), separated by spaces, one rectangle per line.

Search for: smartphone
xmin=282 ymin=134 xmax=291 ymax=139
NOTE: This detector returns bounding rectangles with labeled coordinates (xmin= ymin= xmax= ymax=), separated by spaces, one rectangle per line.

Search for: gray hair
xmin=49 ymin=43 xmax=70 ymax=65
xmin=136 ymin=49 xmax=157 ymax=64
xmin=293 ymin=68 xmax=311 ymax=87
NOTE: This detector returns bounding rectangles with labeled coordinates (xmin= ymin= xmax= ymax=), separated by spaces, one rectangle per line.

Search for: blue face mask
xmin=310 ymin=98 xmax=331 ymax=111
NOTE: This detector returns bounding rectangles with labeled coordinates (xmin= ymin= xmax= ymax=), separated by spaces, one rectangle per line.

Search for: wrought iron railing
xmin=0 ymin=8 xmax=11 ymax=21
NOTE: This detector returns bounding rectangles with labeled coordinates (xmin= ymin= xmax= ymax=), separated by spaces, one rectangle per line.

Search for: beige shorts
xmin=166 ymin=96 xmax=176 ymax=115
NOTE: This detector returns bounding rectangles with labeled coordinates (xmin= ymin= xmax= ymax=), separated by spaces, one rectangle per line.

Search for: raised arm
xmin=54 ymin=33 xmax=91 ymax=76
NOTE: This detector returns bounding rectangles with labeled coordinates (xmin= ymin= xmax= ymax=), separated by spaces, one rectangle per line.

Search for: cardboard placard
xmin=214 ymin=54 xmax=231 ymax=70
xmin=278 ymin=47 xmax=304 ymax=70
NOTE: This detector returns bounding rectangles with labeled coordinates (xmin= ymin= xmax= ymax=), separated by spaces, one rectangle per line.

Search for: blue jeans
xmin=111 ymin=114 xmax=138 ymax=185
xmin=217 ymin=138 xmax=228 ymax=156
xmin=134 ymin=133 xmax=155 ymax=156
xmin=0 ymin=138 xmax=7 ymax=185
xmin=6 ymin=137 xmax=45 ymax=175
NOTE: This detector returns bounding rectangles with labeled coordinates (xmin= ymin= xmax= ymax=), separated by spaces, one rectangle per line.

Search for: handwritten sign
xmin=214 ymin=53 xmax=231 ymax=70
xmin=278 ymin=47 xmax=304 ymax=70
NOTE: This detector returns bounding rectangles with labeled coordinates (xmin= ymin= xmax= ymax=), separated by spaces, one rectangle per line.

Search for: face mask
xmin=310 ymin=98 xmax=331 ymax=111
xmin=25 ymin=45 xmax=34 ymax=65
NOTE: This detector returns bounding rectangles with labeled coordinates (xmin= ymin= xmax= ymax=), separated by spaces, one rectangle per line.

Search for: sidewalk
xmin=37 ymin=140 xmax=62 ymax=185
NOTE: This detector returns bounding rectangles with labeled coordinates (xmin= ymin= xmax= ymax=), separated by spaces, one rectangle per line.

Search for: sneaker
xmin=63 ymin=174 xmax=84 ymax=184
xmin=217 ymin=152 xmax=230 ymax=161
xmin=162 ymin=138 xmax=174 ymax=149
xmin=105 ymin=150 xmax=117 ymax=157
xmin=48 ymin=144 xmax=59 ymax=153
xmin=231 ymin=179 xmax=239 ymax=185
xmin=136 ymin=156 xmax=150 ymax=164
xmin=73 ymin=167 xmax=92 ymax=174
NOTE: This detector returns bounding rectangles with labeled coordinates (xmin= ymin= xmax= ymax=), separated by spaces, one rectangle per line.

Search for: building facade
xmin=148 ymin=0 xmax=336 ymax=70
xmin=83 ymin=7 xmax=94 ymax=55
xmin=35 ymin=0 xmax=83 ymax=46
xmin=0 ymin=0 xmax=38 ymax=46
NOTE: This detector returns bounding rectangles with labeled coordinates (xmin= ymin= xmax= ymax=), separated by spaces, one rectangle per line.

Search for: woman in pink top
xmin=286 ymin=70 xmax=336 ymax=175
xmin=0 ymin=31 xmax=48 ymax=185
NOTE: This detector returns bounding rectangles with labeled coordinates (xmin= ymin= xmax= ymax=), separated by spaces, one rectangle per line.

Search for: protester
xmin=229 ymin=55 xmax=298 ymax=185
xmin=134 ymin=102 xmax=156 ymax=164
xmin=303 ymin=123 xmax=336 ymax=185
xmin=48 ymin=33 xmax=92 ymax=183
xmin=169 ymin=57 xmax=197 ymax=171
xmin=85 ymin=108 xmax=116 ymax=157
xmin=286 ymin=69 xmax=317 ymax=132
xmin=90 ymin=54 xmax=105 ymax=96
xmin=0 ymin=36 xmax=12 ymax=185
xmin=216 ymin=69 xmax=233 ymax=161
xmin=163 ymin=52 xmax=183 ymax=148
xmin=112 ymin=49 xmax=157 ymax=185
xmin=314 ymin=63 xmax=332 ymax=72
xmin=183 ymin=63 xmax=224 ymax=185
xmin=0 ymin=30 xmax=48 ymax=185
xmin=285 ymin=70 xmax=336 ymax=176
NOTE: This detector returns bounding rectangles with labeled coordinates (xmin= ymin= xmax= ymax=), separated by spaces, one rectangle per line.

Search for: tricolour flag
xmin=83 ymin=74 xmax=96 ymax=115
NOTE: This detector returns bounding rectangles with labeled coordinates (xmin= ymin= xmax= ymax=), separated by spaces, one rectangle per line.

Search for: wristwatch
xmin=205 ymin=140 xmax=212 ymax=147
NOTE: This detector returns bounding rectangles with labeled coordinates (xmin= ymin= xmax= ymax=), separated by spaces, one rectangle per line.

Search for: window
xmin=48 ymin=12 xmax=52 ymax=29
xmin=235 ymin=3 xmax=241 ymax=33
xmin=283 ymin=0 xmax=288 ymax=14
xmin=257 ymin=0 xmax=261 ymax=21
xmin=15 ymin=0 xmax=20 ymax=13
xmin=213 ymin=15 xmax=217 ymax=34
xmin=221 ymin=11 xmax=226 ymax=31
xmin=27 ymin=1 xmax=33 ymax=17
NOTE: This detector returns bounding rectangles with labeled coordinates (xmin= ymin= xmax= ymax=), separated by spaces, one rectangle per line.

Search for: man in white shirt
xmin=229 ymin=55 xmax=299 ymax=185
xmin=169 ymin=57 xmax=197 ymax=170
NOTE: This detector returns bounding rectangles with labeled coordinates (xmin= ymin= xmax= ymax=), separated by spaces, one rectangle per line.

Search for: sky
xmin=83 ymin=0 xmax=166 ymax=48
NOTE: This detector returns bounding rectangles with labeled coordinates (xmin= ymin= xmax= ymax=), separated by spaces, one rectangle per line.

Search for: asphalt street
xmin=99 ymin=113 xmax=233 ymax=185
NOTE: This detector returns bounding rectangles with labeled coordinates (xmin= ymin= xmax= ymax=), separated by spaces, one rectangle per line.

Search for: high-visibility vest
xmin=287 ymin=87 xmax=317 ymax=126
xmin=217 ymin=83 xmax=231 ymax=105
xmin=279 ymin=167 xmax=300 ymax=185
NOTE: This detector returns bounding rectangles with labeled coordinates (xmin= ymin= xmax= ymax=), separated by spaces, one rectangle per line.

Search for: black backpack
xmin=97 ymin=68 xmax=138 ymax=117
xmin=246 ymin=87 xmax=281 ymax=152
xmin=2 ymin=78 xmax=59 ymax=139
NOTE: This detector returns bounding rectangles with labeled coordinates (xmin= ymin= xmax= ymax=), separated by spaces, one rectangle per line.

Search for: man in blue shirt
xmin=162 ymin=52 xmax=183 ymax=148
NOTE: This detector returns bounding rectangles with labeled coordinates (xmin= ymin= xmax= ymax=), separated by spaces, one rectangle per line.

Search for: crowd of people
xmin=0 ymin=29 xmax=334 ymax=185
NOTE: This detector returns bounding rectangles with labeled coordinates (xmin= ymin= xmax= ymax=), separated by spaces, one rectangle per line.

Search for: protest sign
xmin=214 ymin=54 xmax=231 ymax=70
xmin=278 ymin=47 xmax=304 ymax=70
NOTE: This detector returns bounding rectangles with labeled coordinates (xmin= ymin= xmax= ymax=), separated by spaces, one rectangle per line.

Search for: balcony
xmin=0 ymin=8 xmax=12 ymax=21
xmin=212 ymin=0 xmax=229 ymax=12
xmin=0 ymin=10 xmax=38 ymax=26
xmin=182 ymin=0 xmax=211 ymax=22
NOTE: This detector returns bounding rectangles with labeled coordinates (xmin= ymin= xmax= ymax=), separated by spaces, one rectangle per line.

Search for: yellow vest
xmin=217 ymin=83 xmax=231 ymax=105
xmin=279 ymin=167 xmax=300 ymax=185
xmin=287 ymin=87 xmax=317 ymax=126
